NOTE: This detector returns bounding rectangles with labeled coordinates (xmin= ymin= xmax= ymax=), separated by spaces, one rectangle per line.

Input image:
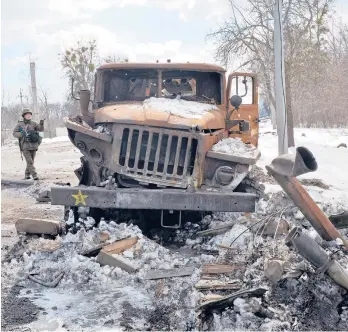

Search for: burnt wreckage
xmin=50 ymin=62 xmax=263 ymax=227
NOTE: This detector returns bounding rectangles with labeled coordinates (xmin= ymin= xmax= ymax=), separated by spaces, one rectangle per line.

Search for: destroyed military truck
xmin=50 ymin=62 xmax=263 ymax=228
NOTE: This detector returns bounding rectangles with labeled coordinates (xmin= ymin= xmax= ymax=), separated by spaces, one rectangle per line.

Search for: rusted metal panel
xmin=112 ymin=124 xmax=200 ymax=188
xmin=50 ymin=186 xmax=257 ymax=212
xmin=266 ymin=147 xmax=345 ymax=244
xmin=226 ymin=72 xmax=259 ymax=147
xmin=98 ymin=62 xmax=226 ymax=73
xmin=270 ymin=174 xmax=341 ymax=241
xmin=64 ymin=118 xmax=112 ymax=143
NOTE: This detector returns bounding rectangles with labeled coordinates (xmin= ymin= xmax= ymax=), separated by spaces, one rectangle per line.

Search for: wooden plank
xmin=15 ymin=218 xmax=61 ymax=235
xmin=2 ymin=179 xmax=35 ymax=186
xmin=103 ymin=236 xmax=138 ymax=254
xmin=97 ymin=251 xmax=137 ymax=273
xmin=143 ymin=266 xmax=195 ymax=280
xmin=202 ymin=264 xmax=244 ymax=275
xmin=195 ymin=280 xmax=242 ymax=291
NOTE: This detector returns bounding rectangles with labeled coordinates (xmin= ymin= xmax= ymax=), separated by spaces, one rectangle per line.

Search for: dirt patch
xmin=299 ymin=178 xmax=331 ymax=190
xmin=1 ymin=284 xmax=42 ymax=331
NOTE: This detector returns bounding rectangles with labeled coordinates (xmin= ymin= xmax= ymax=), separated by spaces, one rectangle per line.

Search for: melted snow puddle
xmin=20 ymin=285 xmax=152 ymax=331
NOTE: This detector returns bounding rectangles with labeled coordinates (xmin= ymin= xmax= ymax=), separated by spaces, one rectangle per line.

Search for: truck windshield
xmin=103 ymin=69 xmax=222 ymax=104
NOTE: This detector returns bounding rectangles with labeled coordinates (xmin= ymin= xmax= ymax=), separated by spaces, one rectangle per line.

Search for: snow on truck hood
xmin=94 ymin=97 xmax=225 ymax=129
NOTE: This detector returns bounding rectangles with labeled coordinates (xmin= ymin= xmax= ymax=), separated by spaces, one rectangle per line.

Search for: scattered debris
xmin=286 ymin=227 xmax=348 ymax=290
xmin=258 ymin=218 xmax=289 ymax=236
xmin=299 ymin=178 xmax=330 ymax=190
xmin=96 ymin=250 xmax=137 ymax=273
xmin=196 ymin=223 xmax=234 ymax=237
xmin=264 ymin=259 xmax=285 ymax=283
xmin=202 ymin=264 xmax=244 ymax=275
xmin=329 ymin=211 xmax=348 ymax=229
xmin=36 ymin=190 xmax=51 ymax=202
xmin=301 ymin=133 xmax=306 ymax=137
xmin=337 ymin=143 xmax=347 ymax=148
xmin=195 ymin=279 xmax=242 ymax=291
xmin=80 ymin=244 xmax=104 ymax=257
xmin=28 ymin=238 xmax=62 ymax=252
xmin=198 ymin=287 xmax=268 ymax=311
xmin=143 ymin=266 xmax=195 ymax=280
xmin=28 ymin=272 xmax=64 ymax=288
xmin=15 ymin=218 xmax=61 ymax=235
xmin=103 ymin=236 xmax=138 ymax=254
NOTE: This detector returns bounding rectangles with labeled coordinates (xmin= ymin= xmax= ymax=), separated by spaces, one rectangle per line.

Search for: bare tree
xmin=102 ymin=54 xmax=129 ymax=64
xmin=59 ymin=40 xmax=98 ymax=96
xmin=207 ymin=0 xmax=336 ymax=136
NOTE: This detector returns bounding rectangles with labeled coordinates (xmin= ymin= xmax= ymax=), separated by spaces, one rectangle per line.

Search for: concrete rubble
xmin=2 ymin=184 xmax=348 ymax=331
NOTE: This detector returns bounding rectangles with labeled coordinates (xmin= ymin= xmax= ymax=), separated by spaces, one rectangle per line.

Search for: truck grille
xmin=117 ymin=126 xmax=198 ymax=187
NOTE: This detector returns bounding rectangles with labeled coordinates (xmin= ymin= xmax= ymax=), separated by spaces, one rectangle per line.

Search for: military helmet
xmin=22 ymin=108 xmax=32 ymax=117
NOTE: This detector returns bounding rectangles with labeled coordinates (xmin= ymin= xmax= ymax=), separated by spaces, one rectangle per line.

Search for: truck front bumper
xmin=50 ymin=186 xmax=257 ymax=212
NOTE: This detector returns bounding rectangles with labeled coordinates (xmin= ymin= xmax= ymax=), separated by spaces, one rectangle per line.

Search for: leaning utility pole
xmin=30 ymin=62 xmax=39 ymax=117
xmin=274 ymin=0 xmax=288 ymax=155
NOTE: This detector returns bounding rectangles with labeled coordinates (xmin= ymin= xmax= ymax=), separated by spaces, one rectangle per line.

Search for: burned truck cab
xmin=51 ymin=63 xmax=261 ymax=226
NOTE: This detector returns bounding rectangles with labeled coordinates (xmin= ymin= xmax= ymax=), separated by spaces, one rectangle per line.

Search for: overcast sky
xmin=2 ymin=0 xmax=348 ymax=104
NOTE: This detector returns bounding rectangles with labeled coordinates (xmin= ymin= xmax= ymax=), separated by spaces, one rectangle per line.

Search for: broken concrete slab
xmin=198 ymin=287 xmax=268 ymax=311
xmin=15 ymin=218 xmax=61 ymax=235
xmin=202 ymin=264 xmax=245 ymax=275
xmin=96 ymin=250 xmax=137 ymax=273
xmin=143 ymin=266 xmax=195 ymax=280
xmin=103 ymin=236 xmax=138 ymax=255
xmin=264 ymin=260 xmax=284 ymax=283
xmin=195 ymin=279 xmax=242 ymax=291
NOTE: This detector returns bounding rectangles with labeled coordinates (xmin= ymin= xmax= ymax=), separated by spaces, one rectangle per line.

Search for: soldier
xmin=13 ymin=108 xmax=44 ymax=180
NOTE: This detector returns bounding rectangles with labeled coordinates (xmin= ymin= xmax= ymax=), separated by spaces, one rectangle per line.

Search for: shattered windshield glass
xmin=103 ymin=69 xmax=222 ymax=104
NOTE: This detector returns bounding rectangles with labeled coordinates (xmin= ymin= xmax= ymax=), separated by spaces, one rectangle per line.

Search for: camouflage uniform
xmin=13 ymin=109 xmax=44 ymax=179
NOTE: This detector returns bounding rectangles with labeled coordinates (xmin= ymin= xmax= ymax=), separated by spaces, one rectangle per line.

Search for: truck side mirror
xmin=230 ymin=95 xmax=242 ymax=109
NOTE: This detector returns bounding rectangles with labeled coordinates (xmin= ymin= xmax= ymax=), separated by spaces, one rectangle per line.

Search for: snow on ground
xmin=129 ymin=97 xmax=218 ymax=119
xmin=40 ymin=136 xmax=71 ymax=144
xmin=258 ymin=120 xmax=348 ymax=192
xmin=212 ymin=137 xmax=258 ymax=157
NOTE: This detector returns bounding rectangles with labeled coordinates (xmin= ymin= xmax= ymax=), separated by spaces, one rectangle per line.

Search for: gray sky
xmin=2 ymin=0 xmax=348 ymax=104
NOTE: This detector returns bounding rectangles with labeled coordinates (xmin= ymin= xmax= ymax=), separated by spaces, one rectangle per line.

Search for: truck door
xmin=226 ymin=73 xmax=259 ymax=147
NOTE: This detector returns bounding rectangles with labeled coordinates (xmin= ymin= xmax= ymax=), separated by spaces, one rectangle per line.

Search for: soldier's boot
xmin=32 ymin=173 xmax=39 ymax=180
xmin=24 ymin=175 xmax=31 ymax=180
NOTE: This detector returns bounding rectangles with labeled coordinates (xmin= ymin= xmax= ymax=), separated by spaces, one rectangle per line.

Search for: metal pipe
xmin=79 ymin=90 xmax=94 ymax=127
xmin=285 ymin=227 xmax=348 ymax=290
xmin=266 ymin=147 xmax=347 ymax=245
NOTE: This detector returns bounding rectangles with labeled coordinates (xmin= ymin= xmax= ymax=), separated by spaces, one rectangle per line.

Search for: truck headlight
xmin=214 ymin=166 xmax=234 ymax=186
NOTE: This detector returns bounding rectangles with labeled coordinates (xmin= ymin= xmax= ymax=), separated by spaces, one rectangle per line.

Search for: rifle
xmin=18 ymin=127 xmax=28 ymax=161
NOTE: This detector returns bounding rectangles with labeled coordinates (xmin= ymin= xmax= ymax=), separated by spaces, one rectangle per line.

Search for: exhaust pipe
xmin=286 ymin=227 xmax=348 ymax=290
xmin=266 ymin=147 xmax=347 ymax=245
xmin=79 ymin=90 xmax=94 ymax=127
